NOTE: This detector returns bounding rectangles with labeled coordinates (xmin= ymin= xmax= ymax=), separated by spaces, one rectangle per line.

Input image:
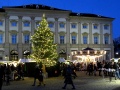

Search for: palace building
xmin=0 ymin=4 xmax=114 ymax=62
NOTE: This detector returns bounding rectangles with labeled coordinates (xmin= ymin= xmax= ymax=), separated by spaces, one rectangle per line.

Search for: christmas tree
xmin=31 ymin=14 xmax=58 ymax=66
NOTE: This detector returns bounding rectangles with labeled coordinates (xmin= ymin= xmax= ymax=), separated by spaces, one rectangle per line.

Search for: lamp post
xmin=115 ymin=52 xmax=119 ymax=58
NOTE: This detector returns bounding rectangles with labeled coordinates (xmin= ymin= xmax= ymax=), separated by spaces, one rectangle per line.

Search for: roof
xmin=0 ymin=8 xmax=5 ymax=12
xmin=1 ymin=4 xmax=114 ymax=19
xmin=70 ymin=12 xmax=114 ymax=19
xmin=3 ymin=4 xmax=69 ymax=11
xmin=83 ymin=47 xmax=94 ymax=51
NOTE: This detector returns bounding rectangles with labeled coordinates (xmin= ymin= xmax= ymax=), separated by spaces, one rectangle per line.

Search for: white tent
xmin=0 ymin=60 xmax=12 ymax=64
xmin=18 ymin=59 xmax=36 ymax=63
xmin=58 ymin=57 xmax=65 ymax=63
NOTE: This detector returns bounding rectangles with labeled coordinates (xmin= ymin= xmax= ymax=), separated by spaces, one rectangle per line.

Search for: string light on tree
xmin=31 ymin=14 xmax=58 ymax=67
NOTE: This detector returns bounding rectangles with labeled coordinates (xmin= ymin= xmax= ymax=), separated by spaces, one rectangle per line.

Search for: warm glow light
xmin=94 ymin=50 xmax=97 ymax=54
xmin=74 ymin=51 xmax=77 ymax=55
xmin=80 ymin=51 xmax=82 ymax=54
xmin=87 ymin=50 xmax=90 ymax=54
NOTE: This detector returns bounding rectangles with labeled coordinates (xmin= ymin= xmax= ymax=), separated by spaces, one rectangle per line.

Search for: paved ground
xmin=2 ymin=71 xmax=120 ymax=90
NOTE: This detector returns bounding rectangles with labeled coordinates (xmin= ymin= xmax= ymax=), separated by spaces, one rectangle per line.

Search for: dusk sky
xmin=0 ymin=0 xmax=120 ymax=39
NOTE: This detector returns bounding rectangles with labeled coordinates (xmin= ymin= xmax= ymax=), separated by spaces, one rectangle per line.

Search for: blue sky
xmin=0 ymin=0 xmax=120 ymax=39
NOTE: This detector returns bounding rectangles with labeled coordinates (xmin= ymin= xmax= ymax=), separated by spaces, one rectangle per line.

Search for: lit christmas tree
xmin=31 ymin=14 xmax=58 ymax=67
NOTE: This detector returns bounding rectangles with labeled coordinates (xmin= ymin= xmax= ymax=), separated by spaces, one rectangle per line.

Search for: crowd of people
xmin=85 ymin=61 xmax=120 ymax=79
xmin=0 ymin=60 xmax=120 ymax=90
xmin=0 ymin=63 xmax=25 ymax=90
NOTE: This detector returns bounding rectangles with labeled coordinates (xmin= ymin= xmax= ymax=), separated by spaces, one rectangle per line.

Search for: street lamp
xmin=115 ymin=52 xmax=119 ymax=58
xmin=116 ymin=52 xmax=118 ymax=55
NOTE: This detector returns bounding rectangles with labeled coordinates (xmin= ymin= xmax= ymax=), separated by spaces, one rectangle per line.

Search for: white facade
xmin=0 ymin=4 xmax=114 ymax=61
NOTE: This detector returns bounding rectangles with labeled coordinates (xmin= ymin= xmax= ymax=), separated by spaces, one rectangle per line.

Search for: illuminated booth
xmin=71 ymin=47 xmax=106 ymax=65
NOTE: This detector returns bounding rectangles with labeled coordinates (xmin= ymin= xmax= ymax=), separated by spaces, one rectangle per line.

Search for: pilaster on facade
xmin=100 ymin=23 xmax=103 ymax=45
xmin=31 ymin=16 xmax=35 ymax=35
xmin=5 ymin=15 xmax=9 ymax=44
xmin=66 ymin=18 xmax=70 ymax=44
xmin=18 ymin=16 xmax=23 ymax=44
xmin=55 ymin=18 xmax=58 ymax=43
xmin=78 ymin=22 xmax=81 ymax=50
xmin=17 ymin=16 xmax=23 ymax=59
xmin=4 ymin=15 xmax=10 ymax=58
xmin=89 ymin=22 xmax=92 ymax=44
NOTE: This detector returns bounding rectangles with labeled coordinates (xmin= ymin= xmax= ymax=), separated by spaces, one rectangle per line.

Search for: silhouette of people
xmin=5 ymin=65 xmax=11 ymax=85
xmin=0 ymin=65 xmax=4 ymax=90
xmin=62 ymin=65 xmax=75 ymax=89
xmin=38 ymin=68 xmax=45 ymax=86
xmin=32 ymin=65 xmax=40 ymax=86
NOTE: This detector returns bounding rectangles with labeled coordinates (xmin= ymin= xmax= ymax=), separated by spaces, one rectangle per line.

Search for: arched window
xmin=10 ymin=50 xmax=18 ymax=61
xmin=23 ymin=50 xmax=30 ymax=59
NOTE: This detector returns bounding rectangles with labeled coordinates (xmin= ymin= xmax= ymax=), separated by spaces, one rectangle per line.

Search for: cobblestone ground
xmin=2 ymin=71 xmax=120 ymax=90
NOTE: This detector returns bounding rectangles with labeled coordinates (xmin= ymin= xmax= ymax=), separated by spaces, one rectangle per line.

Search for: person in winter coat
xmin=0 ymin=65 xmax=4 ymax=90
xmin=38 ymin=68 xmax=45 ymax=86
xmin=62 ymin=65 xmax=75 ymax=89
xmin=32 ymin=65 xmax=40 ymax=86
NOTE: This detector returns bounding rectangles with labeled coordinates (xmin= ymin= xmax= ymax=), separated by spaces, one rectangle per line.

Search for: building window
xmin=48 ymin=22 xmax=54 ymax=28
xmin=82 ymin=24 xmax=87 ymax=29
xmin=23 ymin=50 xmax=30 ymax=59
xmin=94 ymin=36 xmax=98 ymax=44
xmin=24 ymin=35 xmax=29 ymax=43
xmin=71 ymin=23 xmax=76 ymax=28
xmin=11 ymin=21 xmax=17 ymax=27
xmin=0 ymin=34 xmax=3 ymax=44
xmin=104 ymin=36 xmax=109 ymax=44
xmin=59 ymin=23 xmax=65 ymax=28
xmin=104 ymin=25 xmax=109 ymax=30
xmin=93 ymin=24 xmax=98 ymax=29
xmin=60 ymin=36 xmax=64 ymax=44
xmin=83 ymin=36 xmax=87 ymax=44
xmin=0 ymin=21 xmax=3 ymax=26
xmin=11 ymin=34 xmax=17 ymax=44
xmin=72 ymin=36 xmax=76 ymax=44
xmin=10 ymin=50 xmax=18 ymax=61
xmin=23 ymin=21 xmax=30 ymax=27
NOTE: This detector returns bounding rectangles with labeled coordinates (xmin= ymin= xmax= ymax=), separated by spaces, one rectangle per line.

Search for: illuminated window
xmin=83 ymin=36 xmax=87 ymax=44
xmin=11 ymin=34 xmax=17 ymax=44
xmin=82 ymin=23 xmax=88 ymax=29
xmin=24 ymin=35 xmax=29 ymax=43
xmin=104 ymin=25 xmax=109 ymax=30
xmin=72 ymin=36 xmax=76 ymax=44
xmin=59 ymin=23 xmax=65 ymax=28
xmin=104 ymin=36 xmax=109 ymax=44
xmin=23 ymin=21 xmax=30 ymax=27
xmin=0 ymin=21 xmax=3 ymax=26
xmin=11 ymin=21 xmax=17 ymax=26
xmin=71 ymin=23 xmax=76 ymax=28
xmin=60 ymin=36 xmax=64 ymax=44
xmin=94 ymin=36 xmax=98 ymax=44
xmin=0 ymin=34 xmax=3 ymax=44
xmin=48 ymin=22 xmax=54 ymax=28
xmin=93 ymin=24 xmax=98 ymax=29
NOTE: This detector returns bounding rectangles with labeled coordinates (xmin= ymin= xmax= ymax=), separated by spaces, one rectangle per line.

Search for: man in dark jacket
xmin=0 ymin=65 xmax=4 ymax=90
xmin=32 ymin=65 xmax=40 ymax=86
xmin=62 ymin=65 xmax=75 ymax=89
